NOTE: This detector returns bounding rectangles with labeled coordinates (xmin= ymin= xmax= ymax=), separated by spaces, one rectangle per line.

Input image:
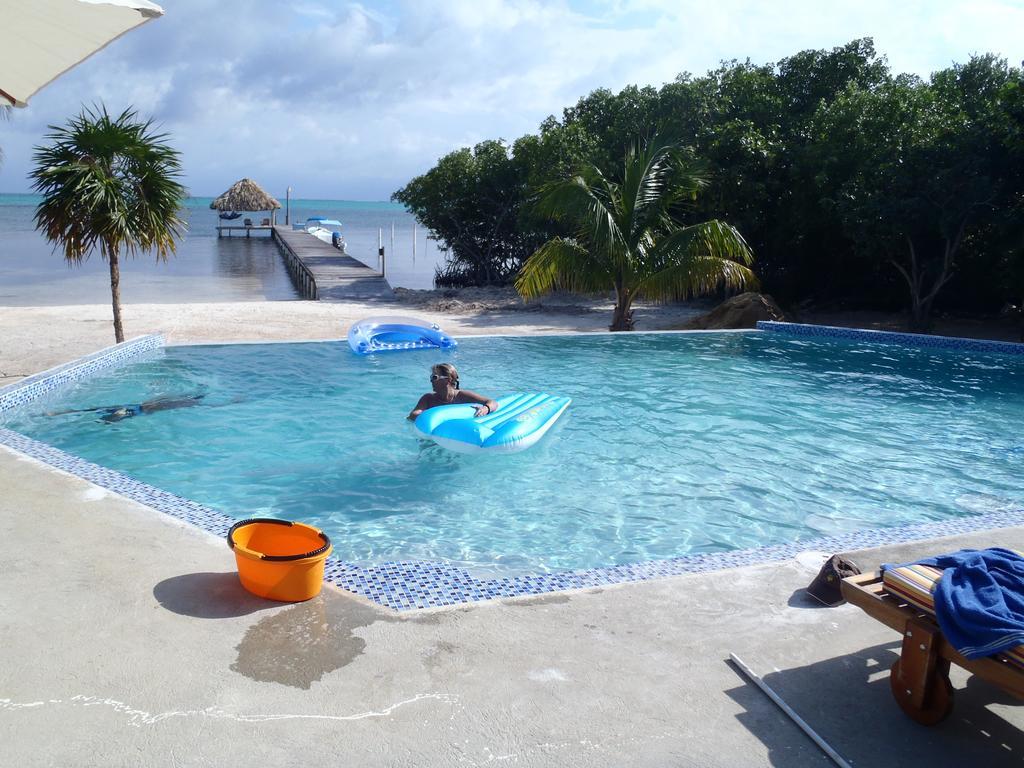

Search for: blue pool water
xmin=6 ymin=332 xmax=1024 ymax=575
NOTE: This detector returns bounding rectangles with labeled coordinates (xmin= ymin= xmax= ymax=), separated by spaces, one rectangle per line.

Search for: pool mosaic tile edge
xmin=1 ymin=330 xmax=1022 ymax=612
xmin=0 ymin=334 xmax=165 ymax=416
xmin=757 ymin=321 xmax=1024 ymax=355
xmin=0 ymin=428 xmax=238 ymax=538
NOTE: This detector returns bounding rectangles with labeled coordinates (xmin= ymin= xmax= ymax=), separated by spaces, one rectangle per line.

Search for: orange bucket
xmin=227 ymin=518 xmax=333 ymax=602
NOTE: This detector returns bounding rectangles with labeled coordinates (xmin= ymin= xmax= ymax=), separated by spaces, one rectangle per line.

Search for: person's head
xmin=101 ymin=407 xmax=134 ymax=423
xmin=430 ymin=363 xmax=459 ymax=390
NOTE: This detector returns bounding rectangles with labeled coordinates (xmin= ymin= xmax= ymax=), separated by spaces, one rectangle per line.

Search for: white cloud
xmin=1 ymin=0 xmax=1020 ymax=199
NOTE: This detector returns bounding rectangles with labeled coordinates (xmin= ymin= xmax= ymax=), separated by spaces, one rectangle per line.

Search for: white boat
xmin=304 ymin=217 xmax=346 ymax=252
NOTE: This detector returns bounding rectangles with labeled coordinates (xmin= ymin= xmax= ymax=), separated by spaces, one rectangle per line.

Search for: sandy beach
xmin=0 ymin=293 xmax=711 ymax=384
xmin=4 ymin=288 xmax=1021 ymax=387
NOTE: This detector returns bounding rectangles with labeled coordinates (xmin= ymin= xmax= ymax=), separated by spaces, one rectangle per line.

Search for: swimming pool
xmin=4 ymin=329 xmax=1023 ymax=584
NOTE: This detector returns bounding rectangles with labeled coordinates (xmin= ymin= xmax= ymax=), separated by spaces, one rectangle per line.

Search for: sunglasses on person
xmin=430 ymin=373 xmax=451 ymax=382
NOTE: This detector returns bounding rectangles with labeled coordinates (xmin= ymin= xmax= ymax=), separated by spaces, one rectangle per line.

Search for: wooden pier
xmin=216 ymin=225 xmax=273 ymax=237
xmin=271 ymin=226 xmax=393 ymax=302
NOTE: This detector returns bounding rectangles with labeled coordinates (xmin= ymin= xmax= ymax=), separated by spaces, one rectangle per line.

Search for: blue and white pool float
xmin=414 ymin=393 xmax=571 ymax=453
xmin=347 ymin=316 xmax=457 ymax=355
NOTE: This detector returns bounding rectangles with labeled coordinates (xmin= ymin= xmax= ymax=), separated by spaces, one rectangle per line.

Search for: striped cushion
xmin=883 ymin=559 xmax=1024 ymax=670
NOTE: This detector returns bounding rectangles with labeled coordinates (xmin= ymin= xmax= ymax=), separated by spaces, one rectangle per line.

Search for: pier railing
xmin=271 ymin=227 xmax=318 ymax=299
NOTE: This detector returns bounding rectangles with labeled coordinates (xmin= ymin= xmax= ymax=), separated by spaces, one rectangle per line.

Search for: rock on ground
xmin=673 ymin=292 xmax=786 ymax=330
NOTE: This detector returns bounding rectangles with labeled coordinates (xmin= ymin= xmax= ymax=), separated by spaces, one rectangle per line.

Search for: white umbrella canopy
xmin=0 ymin=0 xmax=164 ymax=108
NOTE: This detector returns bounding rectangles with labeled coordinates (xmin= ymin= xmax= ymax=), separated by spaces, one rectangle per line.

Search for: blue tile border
xmin=757 ymin=320 xmax=1024 ymax=355
xmin=0 ymin=427 xmax=239 ymax=537
xmin=0 ymin=334 xmax=165 ymax=417
xmin=1 ymin=330 xmax=1022 ymax=611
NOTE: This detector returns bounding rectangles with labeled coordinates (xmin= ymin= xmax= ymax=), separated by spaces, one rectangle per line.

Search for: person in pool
xmin=407 ymin=363 xmax=498 ymax=421
xmin=48 ymin=394 xmax=209 ymax=423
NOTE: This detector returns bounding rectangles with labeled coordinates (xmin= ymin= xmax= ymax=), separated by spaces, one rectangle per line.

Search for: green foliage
xmin=516 ymin=134 xmax=756 ymax=331
xmin=31 ymin=105 xmax=186 ymax=342
xmin=392 ymin=140 xmax=542 ymax=285
xmin=394 ymin=39 xmax=1024 ymax=327
xmin=663 ymin=39 xmax=892 ymax=300
xmin=811 ymin=55 xmax=1020 ymax=329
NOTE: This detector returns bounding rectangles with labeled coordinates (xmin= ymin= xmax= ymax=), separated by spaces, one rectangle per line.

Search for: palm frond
xmin=637 ymin=220 xmax=757 ymax=301
xmin=639 ymin=254 xmax=759 ymax=302
xmin=30 ymin=104 xmax=186 ymax=264
xmin=619 ymin=134 xmax=710 ymax=247
xmin=622 ymin=134 xmax=680 ymax=225
xmin=534 ymin=170 xmax=627 ymax=259
xmin=651 ymin=220 xmax=754 ymax=268
xmin=515 ymin=237 xmax=613 ymax=298
xmin=522 ymin=132 xmax=758 ymax=320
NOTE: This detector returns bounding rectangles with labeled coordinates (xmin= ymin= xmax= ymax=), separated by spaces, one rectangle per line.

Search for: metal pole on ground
xmin=286 ymin=186 xmax=291 ymax=225
xmin=729 ymin=653 xmax=853 ymax=768
xmin=390 ymin=221 xmax=395 ymax=279
xmin=412 ymin=223 xmax=417 ymax=264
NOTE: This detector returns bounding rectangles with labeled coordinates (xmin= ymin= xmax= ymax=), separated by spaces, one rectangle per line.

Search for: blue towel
xmin=884 ymin=547 xmax=1024 ymax=659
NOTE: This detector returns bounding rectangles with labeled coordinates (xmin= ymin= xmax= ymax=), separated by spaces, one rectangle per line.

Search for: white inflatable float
xmin=414 ymin=392 xmax=571 ymax=453
xmin=347 ymin=316 xmax=457 ymax=355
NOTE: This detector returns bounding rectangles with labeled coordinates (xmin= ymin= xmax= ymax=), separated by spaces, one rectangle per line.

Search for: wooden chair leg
xmin=889 ymin=617 xmax=955 ymax=725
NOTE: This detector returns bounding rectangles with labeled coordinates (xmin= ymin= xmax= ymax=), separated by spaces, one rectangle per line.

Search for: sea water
xmin=7 ymin=332 xmax=1023 ymax=575
xmin=0 ymin=194 xmax=445 ymax=304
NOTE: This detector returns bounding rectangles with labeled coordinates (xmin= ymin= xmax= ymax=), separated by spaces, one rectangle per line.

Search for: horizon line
xmin=0 ymin=191 xmax=400 ymax=205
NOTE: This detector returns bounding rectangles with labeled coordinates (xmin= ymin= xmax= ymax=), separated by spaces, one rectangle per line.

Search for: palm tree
xmin=30 ymin=106 xmax=186 ymax=342
xmin=516 ymin=134 xmax=757 ymax=331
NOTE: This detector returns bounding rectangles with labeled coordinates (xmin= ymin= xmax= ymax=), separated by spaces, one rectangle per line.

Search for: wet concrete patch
xmin=505 ymin=593 xmax=572 ymax=607
xmin=233 ymin=592 xmax=398 ymax=689
xmin=421 ymin=640 xmax=460 ymax=672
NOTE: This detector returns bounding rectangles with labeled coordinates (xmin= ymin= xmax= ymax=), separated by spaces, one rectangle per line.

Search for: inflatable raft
xmin=414 ymin=392 xmax=571 ymax=454
xmin=347 ymin=316 xmax=457 ymax=355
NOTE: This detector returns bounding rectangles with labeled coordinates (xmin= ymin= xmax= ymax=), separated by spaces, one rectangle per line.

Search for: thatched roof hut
xmin=209 ymin=178 xmax=281 ymax=213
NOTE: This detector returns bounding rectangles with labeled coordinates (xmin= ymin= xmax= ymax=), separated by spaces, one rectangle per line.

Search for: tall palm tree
xmin=31 ymin=106 xmax=186 ymax=342
xmin=516 ymin=134 xmax=757 ymax=331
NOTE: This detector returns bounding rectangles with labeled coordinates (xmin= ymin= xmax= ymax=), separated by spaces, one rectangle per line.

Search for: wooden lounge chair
xmin=243 ymin=217 xmax=253 ymax=227
xmin=841 ymin=571 xmax=1024 ymax=724
xmin=261 ymin=217 xmax=271 ymax=226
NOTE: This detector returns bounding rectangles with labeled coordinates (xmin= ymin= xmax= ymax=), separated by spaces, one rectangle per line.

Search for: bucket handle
xmin=227 ymin=518 xmax=332 ymax=561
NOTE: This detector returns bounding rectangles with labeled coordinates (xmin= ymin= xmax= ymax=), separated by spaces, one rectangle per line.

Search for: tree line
xmin=393 ymin=39 xmax=1024 ymax=331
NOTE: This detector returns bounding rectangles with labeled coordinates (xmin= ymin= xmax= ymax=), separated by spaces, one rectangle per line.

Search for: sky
xmin=1 ymin=0 xmax=1022 ymax=201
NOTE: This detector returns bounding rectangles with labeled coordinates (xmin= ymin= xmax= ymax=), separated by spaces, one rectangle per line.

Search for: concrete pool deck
xmin=1 ymin=301 xmax=1022 ymax=766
